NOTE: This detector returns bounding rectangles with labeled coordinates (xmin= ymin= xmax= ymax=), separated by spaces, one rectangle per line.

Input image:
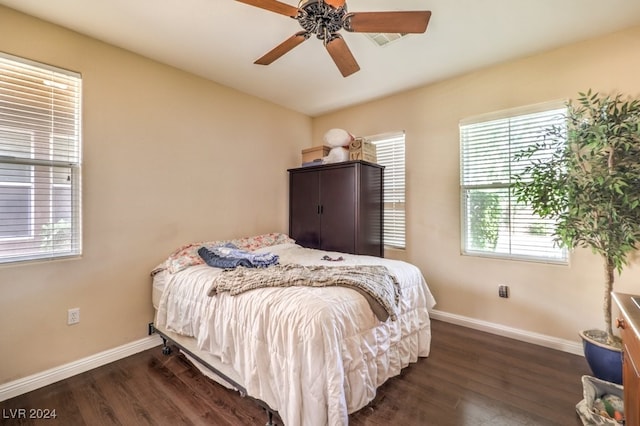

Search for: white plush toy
xmin=322 ymin=128 xmax=353 ymax=163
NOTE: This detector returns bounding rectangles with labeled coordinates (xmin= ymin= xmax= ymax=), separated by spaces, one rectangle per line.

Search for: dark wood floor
xmin=1 ymin=320 xmax=590 ymax=425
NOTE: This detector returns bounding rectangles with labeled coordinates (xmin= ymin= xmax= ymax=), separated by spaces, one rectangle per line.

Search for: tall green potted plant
xmin=512 ymin=90 xmax=640 ymax=384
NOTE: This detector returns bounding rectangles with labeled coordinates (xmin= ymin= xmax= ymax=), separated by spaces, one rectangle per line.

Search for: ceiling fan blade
xmin=235 ymin=0 xmax=299 ymax=17
xmin=325 ymin=36 xmax=360 ymax=77
xmin=254 ymin=32 xmax=309 ymax=65
xmin=324 ymin=0 xmax=346 ymax=8
xmin=345 ymin=11 xmax=432 ymax=34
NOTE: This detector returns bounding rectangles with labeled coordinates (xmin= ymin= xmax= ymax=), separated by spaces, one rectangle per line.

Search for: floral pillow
xmin=152 ymin=232 xmax=295 ymax=275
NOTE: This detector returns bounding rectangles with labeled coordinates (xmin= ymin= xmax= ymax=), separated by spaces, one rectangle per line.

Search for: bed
xmin=151 ymin=233 xmax=436 ymax=426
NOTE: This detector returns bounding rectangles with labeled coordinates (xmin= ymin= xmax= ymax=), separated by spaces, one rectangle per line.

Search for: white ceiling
xmin=2 ymin=0 xmax=640 ymax=116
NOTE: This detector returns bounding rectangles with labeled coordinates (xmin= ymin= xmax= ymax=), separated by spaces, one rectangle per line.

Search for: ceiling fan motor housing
xmin=297 ymin=0 xmax=347 ymax=40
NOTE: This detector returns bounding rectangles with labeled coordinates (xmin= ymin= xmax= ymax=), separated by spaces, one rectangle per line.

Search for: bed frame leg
xmin=265 ymin=408 xmax=274 ymax=426
xmin=161 ymin=337 xmax=172 ymax=355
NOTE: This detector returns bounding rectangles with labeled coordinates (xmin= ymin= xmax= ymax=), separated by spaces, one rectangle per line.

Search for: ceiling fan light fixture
xmin=297 ymin=0 xmax=346 ymax=40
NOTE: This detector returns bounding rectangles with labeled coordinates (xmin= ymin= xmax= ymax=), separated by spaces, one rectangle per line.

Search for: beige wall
xmin=313 ymin=26 xmax=640 ymax=343
xmin=0 ymin=6 xmax=311 ymax=384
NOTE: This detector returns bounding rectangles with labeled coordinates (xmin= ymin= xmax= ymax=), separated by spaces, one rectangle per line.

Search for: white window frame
xmin=459 ymin=102 xmax=568 ymax=263
xmin=369 ymin=131 xmax=405 ymax=249
xmin=0 ymin=52 xmax=82 ymax=264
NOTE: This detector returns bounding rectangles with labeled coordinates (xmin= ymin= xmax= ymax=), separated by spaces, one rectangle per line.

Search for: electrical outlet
xmin=498 ymin=285 xmax=509 ymax=298
xmin=67 ymin=308 xmax=80 ymax=325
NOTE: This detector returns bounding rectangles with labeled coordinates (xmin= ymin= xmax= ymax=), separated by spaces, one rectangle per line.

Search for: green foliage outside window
xmin=468 ymin=191 xmax=500 ymax=250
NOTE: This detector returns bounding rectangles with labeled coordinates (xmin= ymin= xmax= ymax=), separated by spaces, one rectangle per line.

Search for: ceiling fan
xmin=236 ymin=0 xmax=432 ymax=77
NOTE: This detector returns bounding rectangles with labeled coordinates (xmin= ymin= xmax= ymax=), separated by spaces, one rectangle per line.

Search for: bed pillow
xmin=151 ymin=232 xmax=295 ymax=275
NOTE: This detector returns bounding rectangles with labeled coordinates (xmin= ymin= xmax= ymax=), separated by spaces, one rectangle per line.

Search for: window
xmin=459 ymin=103 xmax=567 ymax=262
xmin=0 ymin=52 xmax=82 ymax=264
xmin=370 ymin=131 xmax=405 ymax=249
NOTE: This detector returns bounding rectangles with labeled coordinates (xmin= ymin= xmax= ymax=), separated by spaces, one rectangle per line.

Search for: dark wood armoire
xmin=288 ymin=160 xmax=384 ymax=257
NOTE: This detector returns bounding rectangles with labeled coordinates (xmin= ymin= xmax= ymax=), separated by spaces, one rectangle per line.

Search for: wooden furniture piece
xmin=288 ymin=160 xmax=383 ymax=257
xmin=613 ymin=292 xmax=640 ymax=425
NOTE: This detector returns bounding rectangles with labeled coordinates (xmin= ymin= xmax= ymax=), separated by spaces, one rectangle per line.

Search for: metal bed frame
xmin=150 ymin=323 xmax=277 ymax=426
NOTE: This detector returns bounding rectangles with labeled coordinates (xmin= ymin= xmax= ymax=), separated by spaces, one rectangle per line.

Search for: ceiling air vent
xmin=364 ymin=32 xmax=408 ymax=47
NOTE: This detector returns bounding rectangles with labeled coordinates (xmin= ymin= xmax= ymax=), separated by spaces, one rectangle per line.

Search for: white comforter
xmin=155 ymin=243 xmax=436 ymax=426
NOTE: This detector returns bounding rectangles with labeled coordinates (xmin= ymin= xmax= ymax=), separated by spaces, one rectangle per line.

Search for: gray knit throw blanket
xmin=208 ymin=264 xmax=401 ymax=321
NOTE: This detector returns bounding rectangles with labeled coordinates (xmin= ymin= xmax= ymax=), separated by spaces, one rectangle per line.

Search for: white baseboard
xmin=0 ymin=335 xmax=163 ymax=402
xmin=430 ymin=309 xmax=584 ymax=356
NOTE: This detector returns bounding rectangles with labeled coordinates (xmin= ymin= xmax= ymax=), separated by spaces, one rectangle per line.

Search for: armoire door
xmin=289 ymin=170 xmax=321 ymax=249
xmin=318 ymin=166 xmax=356 ymax=253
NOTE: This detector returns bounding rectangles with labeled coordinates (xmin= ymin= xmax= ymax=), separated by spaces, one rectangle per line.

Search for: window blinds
xmin=460 ymin=105 xmax=567 ymax=262
xmin=0 ymin=52 xmax=82 ymax=263
xmin=371 ymin=132 xmax=405 ymax=249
